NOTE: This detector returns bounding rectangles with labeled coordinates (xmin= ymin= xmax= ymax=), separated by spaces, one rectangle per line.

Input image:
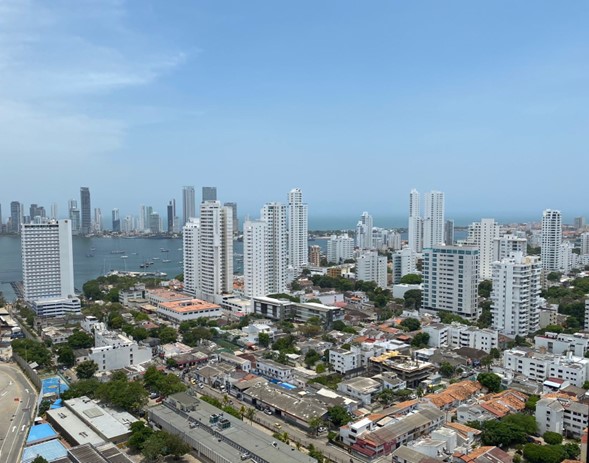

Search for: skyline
xmin=1 ymin=1 xmax=588 ymax=220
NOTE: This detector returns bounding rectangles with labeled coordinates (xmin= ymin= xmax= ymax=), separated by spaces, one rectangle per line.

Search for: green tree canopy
xmin=403 ymin=289 xmax=422 ymax=309
xmin=76 ymin=360 xmax=98 ymax=379
xmin=327 ymin=405 xmax=352 ymax=427
xmin=543 ymin=432 xmax=563 ymax=445
xmin=400 ymin=274 xmax=423 ymax=284
xmin=67 ymin=329 xmax=94 ymax=349
xmin=399 ymin=318 xmax=421 ymax=332
xmin=258 ymin=332 xmax=270 ymax=347
xmin=478 ymin=280 xmax=492 ymax=298
xmin=411 ymin=332 xmax=430 ymax=348
xmin=477 ymin=372 xmax=501 ymax=392
xmin=57 ymin=345 xmax=75 ymax=368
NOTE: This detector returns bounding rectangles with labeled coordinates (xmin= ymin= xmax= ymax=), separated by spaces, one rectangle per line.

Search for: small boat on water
xmin=86 ymin=253 xmax=94 ymax=257
xmin=162 ymin=259 xmax=171 ymax=263
xmin=161 ymin=248 xmax=169 ymax=252
xmin=111 ymin=250 xmax=125 ymax=254
xmin=121 ymin=255 xmax=128 ymax=259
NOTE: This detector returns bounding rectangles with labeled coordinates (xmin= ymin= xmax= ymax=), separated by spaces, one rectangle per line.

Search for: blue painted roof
xmin=26 ymin=423 xmax=58 ymax=444
xmin=22 ymin=439 xmax=67 ymax=463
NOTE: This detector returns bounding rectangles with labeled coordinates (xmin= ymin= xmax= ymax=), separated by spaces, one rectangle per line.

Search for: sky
xmin=0 ymin=0 xmax=588 ymax=227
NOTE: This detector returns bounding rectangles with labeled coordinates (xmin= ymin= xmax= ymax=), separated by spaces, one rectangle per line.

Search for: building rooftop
xmin=22 ymin=439 xmax=68 ymax=463
xmin=159 ymin=299 xmax=221 ymax=313
xmin=340 ymin=377 xmax=382 ymax=393
xmin=26 ymin=423 xmax=59 ymax=445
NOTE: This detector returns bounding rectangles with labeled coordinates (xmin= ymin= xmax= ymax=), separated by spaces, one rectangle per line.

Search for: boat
xmin=161 ymin=248 xmax=169 ymax=252
xmin=162 ymin=259 xmax=171 ymax=263
xmin=111 ymin=250 xmax=126 ymax=254
xmin=153 ymin=257 xmax=160 ymax=260
xmin=139 ymin=264 xmax=146 ymax=269
xmin=121 ymin=255 xmax=128 ymax=259
xmin=86 ymin=253 xmax=94 ymax=257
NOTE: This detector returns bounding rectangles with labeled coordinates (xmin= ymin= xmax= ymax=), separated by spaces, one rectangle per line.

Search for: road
xmin=0 ymin=363 xmax=37 ymax=463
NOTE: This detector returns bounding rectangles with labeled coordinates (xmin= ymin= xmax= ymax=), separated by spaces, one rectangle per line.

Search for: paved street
xmin=0 ymin=363 xmax=38 ymax=463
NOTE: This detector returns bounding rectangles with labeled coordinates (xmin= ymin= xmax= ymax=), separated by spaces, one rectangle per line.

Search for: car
xmin=318 ymin=427 xmax=326 ymax=433
xmin=265 ymin=409 xmax=273 ymax=415
xmin=274 ymin=423 xmax=281 ymax=429
xmin=149 ymin=392 xmax=159 ymax=399
xmin=199 ymin=384 xmax=204 ymax=389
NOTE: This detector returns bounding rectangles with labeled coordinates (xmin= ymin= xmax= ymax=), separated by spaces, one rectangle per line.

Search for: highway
xmin=0 ymin=363 xmax=37 ymax=463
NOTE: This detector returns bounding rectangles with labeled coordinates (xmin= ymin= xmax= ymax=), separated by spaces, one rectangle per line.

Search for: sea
xmin=0 ymin=227 xmax=468 ymax=302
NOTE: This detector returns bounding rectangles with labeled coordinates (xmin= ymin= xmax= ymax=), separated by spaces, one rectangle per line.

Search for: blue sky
xmin=1 ymin=0 xmax=588 ymax=226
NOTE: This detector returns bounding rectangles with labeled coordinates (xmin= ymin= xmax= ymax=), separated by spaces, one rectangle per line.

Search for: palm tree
xmin=308 ymin=416 xmax=323 ymax=436
xmin=222 ymin=394 xmax=230 ymax=407
xmin=245 ymin=407 xmax=256 ymax=424
xmin=239 ymin=405 xmax=246 ymax=420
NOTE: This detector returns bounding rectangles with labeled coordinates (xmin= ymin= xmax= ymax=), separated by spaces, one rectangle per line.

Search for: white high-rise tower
xmin=541 ymin=209 xmax=562 ymax=272
xmin=356 ymin=211 xmax=374 ymax=249
xmin=288 ymin=188 xmax=308 ymax=273
xmin=467 ymin=218 xmax=500 ymax=280
xmin=21 ymin=220 xmax=80 ymax=317
xmin=182 ymin=186 xmax=196 ymax=227
xmin=423 ymin=191 xmax=445 ymax=249
xmin=261 ymin=202 xmax=288 ymax=294
xmin=243 ymin=220 xmax=268 ymax=298
xmin=408 ymin=189 xmax=422 ymax=253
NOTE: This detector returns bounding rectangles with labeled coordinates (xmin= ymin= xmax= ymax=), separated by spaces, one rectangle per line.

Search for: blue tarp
xmin=22 ymin=439 xmax=67 ymax=463
xmin=26 ymin=423 xmax=58 ymax=444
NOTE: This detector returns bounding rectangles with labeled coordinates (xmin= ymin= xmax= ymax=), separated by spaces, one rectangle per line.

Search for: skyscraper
xmin=288 ymin=188 xmax=308 ymax=273
xmin=10 ymin=201 xmax=22 ymax=233
xmin=183 ymin=201 xmax=233 ymax=302
xmin=167 ymin=199 xmax=176 ymax=233
xmin=444 ymin=219 xmax=454 ymax=245
xmin=50 ymin=203 xmax=58 ymax=220
xmin=202 ymin=186 xmax=217 ymax=202
xmin=261 ymin=202 xmax=288 ymax=294
xmin=423 ymin=191 xmax=445 ymax=249
xmin=491 ymin=253 xmax=541 ymax=336
xmin=243 ymin=219 xmax=268 ymax=298
xmin=112 ymin=208 xmax=121 ymax=232
xmin=21 ymin=219 xmax=80 ymax=317
xmin=356 ymin=251 xmax=388 ymax=289
xmin=466 ymin=218 xmax=500 ymax=280
xmin=408 ymin=189 xmax=422 ymax=253
xmin=182 ymin=186 xmax=196 ymax=227
xmin=541 ymin=209 xmax=562 ymax=272
xmin=355 ymin=211 xmax=374 ymax=249
xmin=326 ymin=234 xmax=354 ymax=264
xmin=94 ymin=208 xmax=102 ymax=232
xmin=422 ymin=245 xmax=480 ymax=320
xmin=224 ymin=202 xmax=238 ymax=236
xmin=574 ymin=216 xmax=586 ymax=230
xmin=68 ymin=199 xmax=80 ymax=235
xmin=80 ymin=187 xmax=91 ymax=235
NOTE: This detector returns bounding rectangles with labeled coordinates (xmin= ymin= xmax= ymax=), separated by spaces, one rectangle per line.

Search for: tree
xmin=57 ymin=345 xmax=75 ymax=368
xmin=308 ymin=416 xmax=324 ymax=436
xmin=327 ymin=405 xmax=352 ymax=427
xmin=523 ymin=444 xmax=566 ymax=463
xmin=525 ymin=395 xmax=540 ymax=411
xmin=305 ymin=349 xmax=321 ymax=368
xmin=157 ymin=326 xmax=178 ymax=344
xmin=543 ymin=432 xmax=563 ymax=445
xmin=67 ymin=330 xmax=94 ymax=349
xmin=399 ymin=318 xmax=421 ymax=332
xmin=439 ymin=362 xmax=456 ymax=378
xmin=489 ymin=348 xmax=501 ymax=359
xmin=61 ymin=378 xmax=101 ymax=400
xmin=478 ymin=280 xmax=492 ymax=298
xmin=258 ymin=332 xmax=270 ymax=347
xmin=547 ymin=272 xmax=562 ymax=282
xmin=32 ymin=457 xmax=49 ymax=463
xmin=128 ymin=421 xmax=154 ymax=451
xmin=477 ymin=372 xmax=501 ymax=392
xmin=400 ymin=274 xmax=422 ymax=284
xmin=403 ymin=289 xmax=422 ymax=309
xmin=76 ymin=360 xmax=98 ymax=379
xmin=411 ymin=332 xmax=430 ymax=348
xmin=245 ymin=407 xmax=256 ymax=424
xmin=377 ymin=388 xmax=396 ymax=406
xmin=164 ymin=432 xmax=191 ymax=459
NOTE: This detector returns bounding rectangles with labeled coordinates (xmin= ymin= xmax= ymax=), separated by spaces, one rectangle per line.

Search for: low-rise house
xmin=373 ymin=372 xmax=407 ymax=392
xmin=41 ymin=326 xmax=74 ymax=345
xmin=157 ymin=299 xmax=222 ymax=323
xmin=218 ymin=352 xmax=252 ymax=373
xmin=255 ymin=358 xmax=293 ymax=382
xmin=89 ymin=327 xmax=152 ymax=372
xmin=423 ymin=381 xmax=482 ymax=411
xmin=370 ymin=353 xmax=436 ymax=388
xmin=453 ymin=446 xmax=513 ymax=463
xmin=337 ymin=377 xmax=383 ymax=406
xmin=330 ymin=348 xmax=360 ymax=375
xmin=536 ymin=397 xmax=589 ymax=438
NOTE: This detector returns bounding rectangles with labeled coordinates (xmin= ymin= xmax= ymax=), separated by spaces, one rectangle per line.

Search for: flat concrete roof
xmin=46 ymin=407 xmax=105 ymax=446
xmin=65 ymin=397 xmax=137 ymax=441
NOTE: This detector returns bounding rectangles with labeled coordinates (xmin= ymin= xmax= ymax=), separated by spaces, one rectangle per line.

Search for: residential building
xmin=444 ymin=219 xmax=455 ymax=245
xmin=293 ymin=302 xmax=344 ymax=329
xmin=309 ymin=245 xmax=321 ymax=266
xmin=337 ymin=377 xmax=382 ymax=405
xmin=356 ymin=211 xmax=374 ymax=249
xmin=253 ymin=296 xmax=295 ymax=321
xmin=491 ymin=253 xmax=542 ymax=336
xmin=111 ymin=208 xmax=120 ymax=232
xmin=494 ymin=234 xmax=527 ymax=261
xmin=423 ymin=323 xmax=499 ymax=353
xmin=422 ymin=245 xmax=480 ymax=320
xmin=202 ymin=186 xmax=217 ymax=202
xmin=581 ymin=233 xmax=589 ymax=256
xmin=288 ymin=188 xmax=308 ymax=273
xmin=255 ymin=358 xmax=293 ymax=382
xmin=183 ymin=201 xmax=233 ymax=302
xmin=261 ymin=202 xmax=288 ymax=294
xmin=586 ymin=299 xmax=589 ymax=331
xmin=21 ymin=220 xmax=80 ymax=317
xmin=391 ymin=248 xmax=417 ymax=284
xmin=10 ymin=201 xmax=23 ymax=233
xmin=157 ymin=299 xmax=222 ymax=323
xmin=149 ymin=212 xmax=161 ymax=234
xmin=166 ymin=199 xmax=176 ymax=233
xmin=466 ymin=218 xmax=500 ymax=280
xmin=243 ymin=219 xmax=269 ymax=298
xmin=182 ymin=186 xmax=196 ymax=227
xmin=356 ymin=250 xmax=388 ymax=289
xmin=423 ymin=191 xmax=445 ymax=249
xmin=327 ymin=233 xmax=354 ymax=264
xmin=80 ymin=187 xmax=91 ymax=235
xmin=93 ymin=208 xmax=102 ymax=233
xmin=224 ymin=202 xmax=238 ymax=235
xmin=541 ymin=209 xmax=562 ymax=272
xmin=408 ymin=189 xmax=422 ymax=253
xmin=536 ymin=397 xmax=589 ymax=438
xmin=535 ymin=332 xmax=589 ymax=358
xmin=90 ymin=326 xmax=152 ymax=371
xmin=330 ymin=348 xmax=360 ymax=375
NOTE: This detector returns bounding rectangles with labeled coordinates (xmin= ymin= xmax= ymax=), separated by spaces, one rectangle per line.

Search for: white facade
xmin=243 ymin=219 xmax=268 ymax=298
xmin=423 ymin=323 xmax=498 ymax=353
xmin=255 ymin=358 xmax=293 ymax=382
xmin=541 ymin=209 xmax=562 ymax=272
xmin=327 ymin=234 xmax=354 ymax=264
xmin=261 ymin=202 xmax=288 ymax=294
xmin=356 ymin=251 xmax=388 ymax=289
xmin=182 ymin=186 xmax=196 ymax=227
xmin=491 ymin=253 xmax=541 ymax=336
xmin=21 ymin=220 xmax=80 ymax=317
xmin=423 ymin=191 xmax=445 ymax=249
xmin=559 ymin=241 xmax=577 ymax=273
xmin=535 ymin=332 xmax=589 ymax=358
xmin=391 ymin=248 xmax=417 ymax=284
xmin=494 ymin=234 xmax=527 ymax=262
xmin=466 ymin=218 xmax=500 ymax=280
xmin=536 ymin=397 xmax=589 ymax=438
xmin=183 ymin=201 xmax=233 ymax=302
xmin=422 ymin=245 xmax=480 ymax=320
xmin=330 ymin=348 xmax=360 ymax=374
xmin=90 ymin=329 xmax=152 ymax=372
xmin=581 ymin=232 xmax=589 ymax=256
xmin=356 ymin=212 xmax=374 ymax=250
xmin=408 ymin=189 xmax=422 ymax=253
xmin=287 ymin=188 xmax=308 ymax=273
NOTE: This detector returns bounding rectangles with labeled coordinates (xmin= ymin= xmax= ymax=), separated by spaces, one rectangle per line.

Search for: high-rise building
xmin=167 ymin=200 xmax=176 ymax=234
xmin=21 ymin=220 xmax=81 ymax=317
xmin=243 ymin=219 xmax=268 ymax=298
xmin=94 ymin=208 xmax=102 ymax=232
xmin=355 ymin=211 xmax=374 ymax=249
xmin=182 ymin=186 xmax=196 ymax=227
xmin=581 ymin=233 xmax=589 ymax=255
xmin=391 ymin=248 xmax=417 ymax=284
xmin=494 ymin=234 xmax=527 ymax=261
xmin=224 ymin=202 xmax=238 ymax=236
xmin=183 ymin=201 xmax=233 ymax=302
xmin=574 ymin=216 xmax=586 ymax=230
xmin=288 ymin=188 xmax=308 ymax=273
xmin=68 ymin=199 xmax=80 ymax=235
xmin=112 ymin=208 xmax=121 ymax=232
xmin=149 ymin=212 xmax=161 ymax=234
xmin=202 ymin=186 xmax=217 ymax=202
xmin=327 ymin=234 xmax=354 ymax=264
xmin=444 ymin=219 xmax=454 ymax=245
xmin=423 ymin=191 xmax=445 ymax=249
xmin=29 ymin=204 xmax=46 ymax=221
xmin=50 ymin=203 xmax=58 ymax=220
xmin=491 ymin=252 xmax=541 ymax=336
xmin=541 ymin=209 xmax=562 ymax=272
xmin=422 ymin=245 xmax=479 ymax=320
xmin=140 ymin=206 xmax=153 ymax=233
xmin=356 ymin=251 xmax=388 ymax=289
xmin=408 ymin=189 xmax=422 ymax=253
xmin=309 ymin=245 xmax=321 ymax=267
xmin=466 ymin=218 xmax=500 ymax=280
xmin=261 ymin=202 xmax=288 ymax=294
xmin=80 ymin=187 xmax=91 ymax=235
xmin=10 ymin=201 xmax=22 ymax=233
